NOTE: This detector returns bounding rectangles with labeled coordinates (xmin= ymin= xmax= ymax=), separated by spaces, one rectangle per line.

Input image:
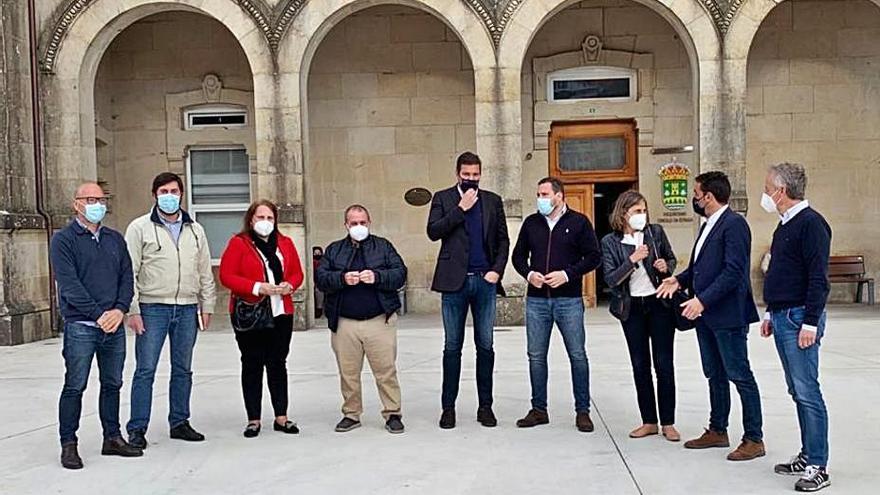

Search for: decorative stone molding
xmin=40 ymin=0 xmax=309 ymax=73
xmin=582 ymin=35 xmax=602 ymax=63
xmin=202 ymin=74 xmax=223 ymax=102
xmin=463 ymin=0 xmax=524 ymax=49
xmin=700 ymin=0 xmax=746 ymax=35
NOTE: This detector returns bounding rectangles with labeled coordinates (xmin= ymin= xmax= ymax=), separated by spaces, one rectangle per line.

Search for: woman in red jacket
xmin=219 ymin=199 xmax=304 ymax=438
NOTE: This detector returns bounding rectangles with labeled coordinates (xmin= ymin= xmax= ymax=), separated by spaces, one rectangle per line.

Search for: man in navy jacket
xmin=658 ymin=171 xmax=764 ymax=461
xmin=511 ymin=177 xmax=601 ymax=433
xmin=51 ymin=182 xmax=142 ymax=469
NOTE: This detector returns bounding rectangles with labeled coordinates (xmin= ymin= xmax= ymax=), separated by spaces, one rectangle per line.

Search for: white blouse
xmin=621 ymin=233 xmax=657 ymax=297
xmin=250 ymin=249 xmax=286 ymax=317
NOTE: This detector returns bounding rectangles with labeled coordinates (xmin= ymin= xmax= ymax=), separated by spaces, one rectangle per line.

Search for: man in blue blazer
xmin=658 ymin=171 xmax=764 ymax=461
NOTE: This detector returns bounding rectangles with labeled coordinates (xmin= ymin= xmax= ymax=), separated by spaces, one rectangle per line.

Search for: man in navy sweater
xmin=51 ymin=183 xmax=142 ymax=469
xmin=658 ymin=171 xmax=764 ymax=461
xmin=511 ymin=177 xmax=601 ymax=432
xmin=759 ymin=163 xmax=833 ymax=492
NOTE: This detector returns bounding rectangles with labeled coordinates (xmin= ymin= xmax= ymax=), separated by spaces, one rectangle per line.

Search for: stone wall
xmin=521 ymin=0 xmax=697 ymax=267
xmin=746 ymin=0 xmax=880 ymax=302
xmin=306 ymin=5 xmax=476 ymax=315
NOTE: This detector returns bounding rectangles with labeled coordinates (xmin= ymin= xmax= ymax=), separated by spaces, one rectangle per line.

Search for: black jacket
xmin=601 ymin=224 xmax=677 ymax=321
xmin=512 ymin=208 xmax=601 ymax=298
xmin=427 ymin=186 xmax=509 ymax=294
xmin=315 ymin=234 xmax=407 ymax=332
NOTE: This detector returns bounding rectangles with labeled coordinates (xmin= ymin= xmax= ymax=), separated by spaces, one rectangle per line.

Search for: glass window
xmin=558 ymin=137 xmax=626 ymax=171
xmin=190 ymin=149 xmax=250 ymax=205
xmin=193 ymin=211 xmax=244 ymax=260
xmin=552 ymin=78 xmax=630 ymax=101
xmin=187 ymin=148 xmax=251 ymax=262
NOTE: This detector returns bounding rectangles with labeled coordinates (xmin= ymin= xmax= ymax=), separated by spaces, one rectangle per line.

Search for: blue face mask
xmin=537 ymin=197 xmax=554 ymax=216
xmin=83 ymin=203 xmax=107 ymax=224
xmin=157 ymin=193 xmax=181 ymax=215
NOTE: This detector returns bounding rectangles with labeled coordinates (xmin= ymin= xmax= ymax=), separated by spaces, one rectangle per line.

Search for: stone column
xmin=0 ymin=1 xmax=53 ymax=345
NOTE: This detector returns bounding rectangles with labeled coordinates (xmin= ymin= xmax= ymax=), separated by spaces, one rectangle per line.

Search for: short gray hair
xmin=769 ymin=162 xmax=807 ymax=200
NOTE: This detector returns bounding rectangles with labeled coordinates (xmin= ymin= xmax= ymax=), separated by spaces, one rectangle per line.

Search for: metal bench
xmin=829 ymin=255 xmax=875 ymax=305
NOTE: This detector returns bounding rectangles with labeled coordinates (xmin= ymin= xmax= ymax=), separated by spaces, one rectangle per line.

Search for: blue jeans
xmin=127 ymin=304 xmax=198 ymax=434
xmin=58 ymin=322 xmax=126 ymax=445
xmin=526 ymin=297 xmax=591 ymax=413
xmin=695 ymin=323 xmax=763 ymax=442
xmin=771 ymin=307 xmax=828 ymax=467
xmin=441 ymin=274 xmax=496 ymax=409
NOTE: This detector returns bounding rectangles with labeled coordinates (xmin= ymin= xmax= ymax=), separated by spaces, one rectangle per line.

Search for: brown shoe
xmin=516 ymin=409 xmax=549 ymax=428
xmin=629 ymin=424 xmax=659 ymax=438
xmin=684 ymin=429 xmax=730 ymax=449
xmin=576 ymin=412 xmax=594 ymax=433
xmin=727 ymin=439 xmax=766 ymax=461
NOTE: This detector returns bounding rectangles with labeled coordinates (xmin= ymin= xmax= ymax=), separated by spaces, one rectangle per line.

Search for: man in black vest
xmin=427 ymin=151 xmax=510 ymax=429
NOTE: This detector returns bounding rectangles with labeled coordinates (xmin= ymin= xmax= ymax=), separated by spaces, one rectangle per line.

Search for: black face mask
xmin=460 ymin=179 xmax=479 ymax=192
xmin=692 ymin=196 xmax=707 ymax=217
xmin=313 ymin=253 xmax=322 ymax=259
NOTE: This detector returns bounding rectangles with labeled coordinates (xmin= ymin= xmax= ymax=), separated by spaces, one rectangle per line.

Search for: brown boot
xmin=516 ymin=409 xmax=549 ymax=428
xmin=576 ymin=412 xmax=594 ymax=433
xmin=727 ymin=439 xmax=766 ymax=461
xmin=684 ymin=429 xmax=730 ymax=449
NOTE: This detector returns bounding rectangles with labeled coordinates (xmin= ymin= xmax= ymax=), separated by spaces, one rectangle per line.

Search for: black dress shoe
xmin=101 ymin=437 xmax=144 ymax=457
xmin=477 ymin=406 xmax=497 ymax=427
xmin=243 ymin=423 xmax=261 ymax=438
xmin=170 ymin=421 xmax=205 ymax=442
xmin=61 ymin=442 xmax=83 ymax=470
xmin=128 ymin=430 xmax=147 ymax=449
xmin=439 ymin=408 xmax=456 ymax=429
xmin=273 ymin=420 xmax=300 ymax=434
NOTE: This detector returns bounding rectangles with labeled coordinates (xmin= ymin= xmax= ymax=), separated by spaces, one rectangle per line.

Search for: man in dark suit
xmin=658 ymin=171 xmax=764 ymax=461
xmin=427 ymin=151 xmax=510 ymax=429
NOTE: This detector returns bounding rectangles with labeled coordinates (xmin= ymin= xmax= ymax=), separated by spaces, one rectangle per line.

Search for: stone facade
xmin=0 ymin=0 xmax=876 ymax=343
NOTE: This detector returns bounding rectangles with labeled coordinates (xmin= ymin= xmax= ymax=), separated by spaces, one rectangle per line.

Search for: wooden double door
xmin=548 ymin=119 xmax=639 ymax=308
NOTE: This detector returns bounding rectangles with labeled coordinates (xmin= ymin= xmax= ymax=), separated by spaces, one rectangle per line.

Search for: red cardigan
xmin=219 ymin=232 xmax=304 ymax=314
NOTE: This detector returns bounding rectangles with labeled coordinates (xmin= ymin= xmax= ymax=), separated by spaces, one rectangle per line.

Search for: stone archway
xmin=41 ymin=0 xmax=272 ymax=220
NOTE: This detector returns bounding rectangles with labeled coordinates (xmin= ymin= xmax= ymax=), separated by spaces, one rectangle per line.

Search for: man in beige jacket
xmin=125 ymin=172 xmax=215 ymax=449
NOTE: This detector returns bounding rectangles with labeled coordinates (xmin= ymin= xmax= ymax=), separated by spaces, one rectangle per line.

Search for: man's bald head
xmin=75 ymin=182 xmax=104 ymax=199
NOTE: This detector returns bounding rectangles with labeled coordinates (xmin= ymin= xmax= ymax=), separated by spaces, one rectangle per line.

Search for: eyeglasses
xmin=76 ymin=197 xmax=109 ymax=205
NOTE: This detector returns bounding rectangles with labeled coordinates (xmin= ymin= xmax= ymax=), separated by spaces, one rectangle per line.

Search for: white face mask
xmin=253 ymin=219 xmax=274 ymax=237
xmin=628 ymin=213 xmax=647 ymax=231
xmin=348 ymin=224 xmax=369 ymax=242
xmin=760 ymin=191 xmax=779 ymax=214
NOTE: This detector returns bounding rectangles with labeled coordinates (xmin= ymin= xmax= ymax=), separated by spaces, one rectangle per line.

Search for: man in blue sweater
xmin=759 ymin=163 xmax=833 ymax=492
xmin=50 ymin=182 xmax=142 ymax=469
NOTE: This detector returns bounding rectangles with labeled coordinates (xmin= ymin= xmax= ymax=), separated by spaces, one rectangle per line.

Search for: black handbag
xmin=231 ymin=296 xmax=274 ymax=332
xmin=670 ymin=289 xmax=696 ymax=331
xmin=230 ymin=252 xmax=275 ymax=332
xmin=645 ymin=225 xmax=695 ymax=331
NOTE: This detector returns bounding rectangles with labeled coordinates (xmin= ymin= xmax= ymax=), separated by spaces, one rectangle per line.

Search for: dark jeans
xmin=440 ymin=274 xmax=496 ymax=409
xmin=128 ymin=303 xmax=198 ymax=435
xmin=526 ymin=296 xmax=590 ymax=413
xmin=771 ymin=307 xmax=829 ymax=467
xmin=696 ymin=323 xmax=764 ymax=442
xmin=58 ymin=322 xmax=126 ymax=445
xmin=621 ymin=295 xmax=676 ymax=425
xmin=235 ymin=315 xmax=293 ymax=421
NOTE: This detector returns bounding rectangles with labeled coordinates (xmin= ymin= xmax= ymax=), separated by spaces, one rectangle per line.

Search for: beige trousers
xmin=331 ymin=314 xmax=402 ymax=420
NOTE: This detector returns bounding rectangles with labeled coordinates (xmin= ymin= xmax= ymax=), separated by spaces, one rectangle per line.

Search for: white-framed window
xmin=547 ymin=66 xmax=637 ymax=103
xmin=184 ymin=105 xmax=247 ymax=130
xmin=186 ymin=147 xmax=251 ymax=263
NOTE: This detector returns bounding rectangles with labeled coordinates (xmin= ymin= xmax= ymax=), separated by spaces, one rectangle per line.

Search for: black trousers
xmin=621 ymin=295 xmax=677 ymax=425
xmin=234 ymin=315 xmax=293 ymax=421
